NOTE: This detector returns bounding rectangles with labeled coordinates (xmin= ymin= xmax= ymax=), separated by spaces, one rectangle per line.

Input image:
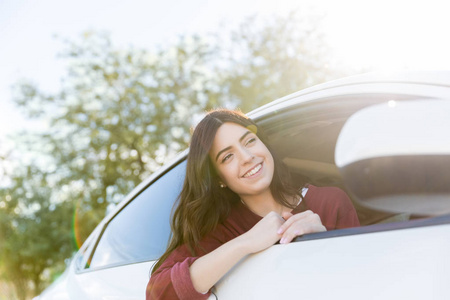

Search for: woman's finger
xmin=279 ymin=212 xmax=326 ymax=244
xmin=277 ymin=210 xmax=314 ymax=234
xmin=281 ymin=211 xmax=293 ymax=221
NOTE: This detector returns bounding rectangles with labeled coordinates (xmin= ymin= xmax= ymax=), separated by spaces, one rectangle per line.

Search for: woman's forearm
xmin=189 ymin=234 xmax=250 ymax=293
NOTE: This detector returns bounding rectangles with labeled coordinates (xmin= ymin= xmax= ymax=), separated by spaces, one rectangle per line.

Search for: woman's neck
xmin=240 ymin=190 xmax=290 ymax=217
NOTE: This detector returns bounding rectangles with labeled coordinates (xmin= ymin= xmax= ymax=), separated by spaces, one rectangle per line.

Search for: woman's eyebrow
xmin=215 ymin=146 xmax=231 ymax=162
xmin=239 ymin=131 xmax=251 ymax=143
xmin=215 ymin=131 xmax=252 ymax=162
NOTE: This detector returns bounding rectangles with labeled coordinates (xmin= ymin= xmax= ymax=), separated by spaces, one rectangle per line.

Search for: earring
xmin=220 ymin=183 xmax=226 ymax=188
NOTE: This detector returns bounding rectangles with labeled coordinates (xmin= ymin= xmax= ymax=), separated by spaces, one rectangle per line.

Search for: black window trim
xmin=292 ymin=213 xmax=450 ymax=243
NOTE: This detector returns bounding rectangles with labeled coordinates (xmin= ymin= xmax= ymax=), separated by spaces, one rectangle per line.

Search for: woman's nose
xmin=240 ymin=148 xmax=254 ymax=163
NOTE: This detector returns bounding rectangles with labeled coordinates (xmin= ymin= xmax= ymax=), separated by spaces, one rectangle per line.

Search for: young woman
xmin=146 ymin=109 xmax=359 ymax=299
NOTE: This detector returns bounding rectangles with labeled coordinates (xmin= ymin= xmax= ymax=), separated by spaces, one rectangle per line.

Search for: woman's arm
xmin=148 ymin=210 xmax=326 ymax=299
xmin=147 ymin=211 xmax=285 ymax=300
xmin=189 ymin=211 xmax=285 ymax=293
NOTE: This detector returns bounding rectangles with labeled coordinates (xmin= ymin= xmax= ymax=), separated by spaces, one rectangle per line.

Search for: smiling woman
xmin=146 ymin=109 xmax=359 ymax=300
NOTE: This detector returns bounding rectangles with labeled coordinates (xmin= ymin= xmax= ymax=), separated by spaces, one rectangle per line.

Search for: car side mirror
xmin=335 ymin=99 xmax=450 ymax=216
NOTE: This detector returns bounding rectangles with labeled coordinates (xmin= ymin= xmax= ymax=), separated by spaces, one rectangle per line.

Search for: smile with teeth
xmin=243 ymin=163 xmax=262 ymax=178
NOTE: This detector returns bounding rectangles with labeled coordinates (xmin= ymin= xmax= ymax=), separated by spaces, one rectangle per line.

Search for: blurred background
xmin=0 ymin=0 xmax=448 ymax=299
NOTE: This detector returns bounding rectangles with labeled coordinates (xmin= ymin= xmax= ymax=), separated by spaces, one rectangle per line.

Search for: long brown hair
xmin=152 ymin=109 xmax=299 ymax=273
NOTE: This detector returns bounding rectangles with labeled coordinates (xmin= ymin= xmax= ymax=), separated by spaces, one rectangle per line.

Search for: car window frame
xmin=76 ymin=157 xmax=187 ymax=273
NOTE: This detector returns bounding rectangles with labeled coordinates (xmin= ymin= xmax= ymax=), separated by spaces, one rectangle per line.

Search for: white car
xmin=36 ymin=71 xmax=450 ymax=300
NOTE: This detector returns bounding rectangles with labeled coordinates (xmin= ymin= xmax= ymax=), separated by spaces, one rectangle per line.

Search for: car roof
xmin=248 ymin=70 xmax=450 ymax=120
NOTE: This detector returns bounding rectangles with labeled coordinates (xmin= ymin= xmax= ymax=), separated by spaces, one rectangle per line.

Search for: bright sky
xmin=1 ymin=0 xmax=449 ymax=153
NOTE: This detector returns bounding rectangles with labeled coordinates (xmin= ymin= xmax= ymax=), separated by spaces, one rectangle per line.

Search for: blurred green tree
xmin=0 ymin=163 xmax=73 ymax=300
xmin=11 ymin=31 xmax=222 ymax=241
xmin=2 ymin=31 xmax=222 ymax=298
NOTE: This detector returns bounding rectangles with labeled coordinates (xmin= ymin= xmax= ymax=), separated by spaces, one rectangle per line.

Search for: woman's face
xmin=209 ymin=122 xmax=275 ymax=198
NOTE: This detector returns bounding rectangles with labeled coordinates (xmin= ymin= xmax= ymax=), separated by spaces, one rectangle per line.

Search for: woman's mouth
xmin=243 ymin=163 xmax=262 ymax=178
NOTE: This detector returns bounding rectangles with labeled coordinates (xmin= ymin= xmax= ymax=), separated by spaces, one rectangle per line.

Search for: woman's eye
xmin=245 ymin=138 xmax=256 ymax=146
xmin=222 ymin=154 xmax=233 ymax=163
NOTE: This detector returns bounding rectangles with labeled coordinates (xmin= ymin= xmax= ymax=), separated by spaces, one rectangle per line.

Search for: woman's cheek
xmin=225 ymin=163 xmax=239 ymax=185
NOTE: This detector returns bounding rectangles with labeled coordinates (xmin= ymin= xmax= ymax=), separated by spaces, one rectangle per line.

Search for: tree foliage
xmin=0 ymin=163 xmax=73 ymax=299
xmin=3 ymin=31 xmax=222 ymax=299
xmin=0 ymin=12 xmax=353 ymax=299
xmin=12 ymin=31 xmax=222 ymax=240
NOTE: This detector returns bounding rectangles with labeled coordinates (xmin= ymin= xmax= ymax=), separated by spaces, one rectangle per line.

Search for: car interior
xmin=256 ymin=93 xmax=433 ymax=227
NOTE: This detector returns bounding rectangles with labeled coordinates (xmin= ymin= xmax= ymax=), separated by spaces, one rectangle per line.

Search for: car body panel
xmin=215 ymin=223 xmax=450 ymax=299
xmin=39 ymin=258 xmax=154 ymax=300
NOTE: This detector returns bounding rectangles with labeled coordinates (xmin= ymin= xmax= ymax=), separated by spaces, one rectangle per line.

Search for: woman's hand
xmin=277 ymin=210 xmax=326 ymax=244
xmin=240 ymin=211 xmax=285 ymax=254
xmin=190 ymin=211 xmax=285 ymax=293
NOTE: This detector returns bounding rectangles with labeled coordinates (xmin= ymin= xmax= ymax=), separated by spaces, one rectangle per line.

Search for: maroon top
xmin=146 ymin=185 xmax=360 ymax=300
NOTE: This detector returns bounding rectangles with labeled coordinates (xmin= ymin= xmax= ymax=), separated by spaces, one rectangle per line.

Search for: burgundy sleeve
xmin=146 ymin=251 xmax=210 ymax=300
xmin=146 ymin=222 xmax=239 ymax=300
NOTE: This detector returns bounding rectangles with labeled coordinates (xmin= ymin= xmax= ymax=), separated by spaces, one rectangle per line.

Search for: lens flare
xmin=246 ymin=124 xmax=257 ymax=134
xmin=72 ymin=200 xmax=82 ymax=251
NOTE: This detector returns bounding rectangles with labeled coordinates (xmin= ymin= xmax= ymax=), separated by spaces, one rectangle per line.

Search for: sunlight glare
xmin=321 ymin=0 xmax=449 ymax=71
